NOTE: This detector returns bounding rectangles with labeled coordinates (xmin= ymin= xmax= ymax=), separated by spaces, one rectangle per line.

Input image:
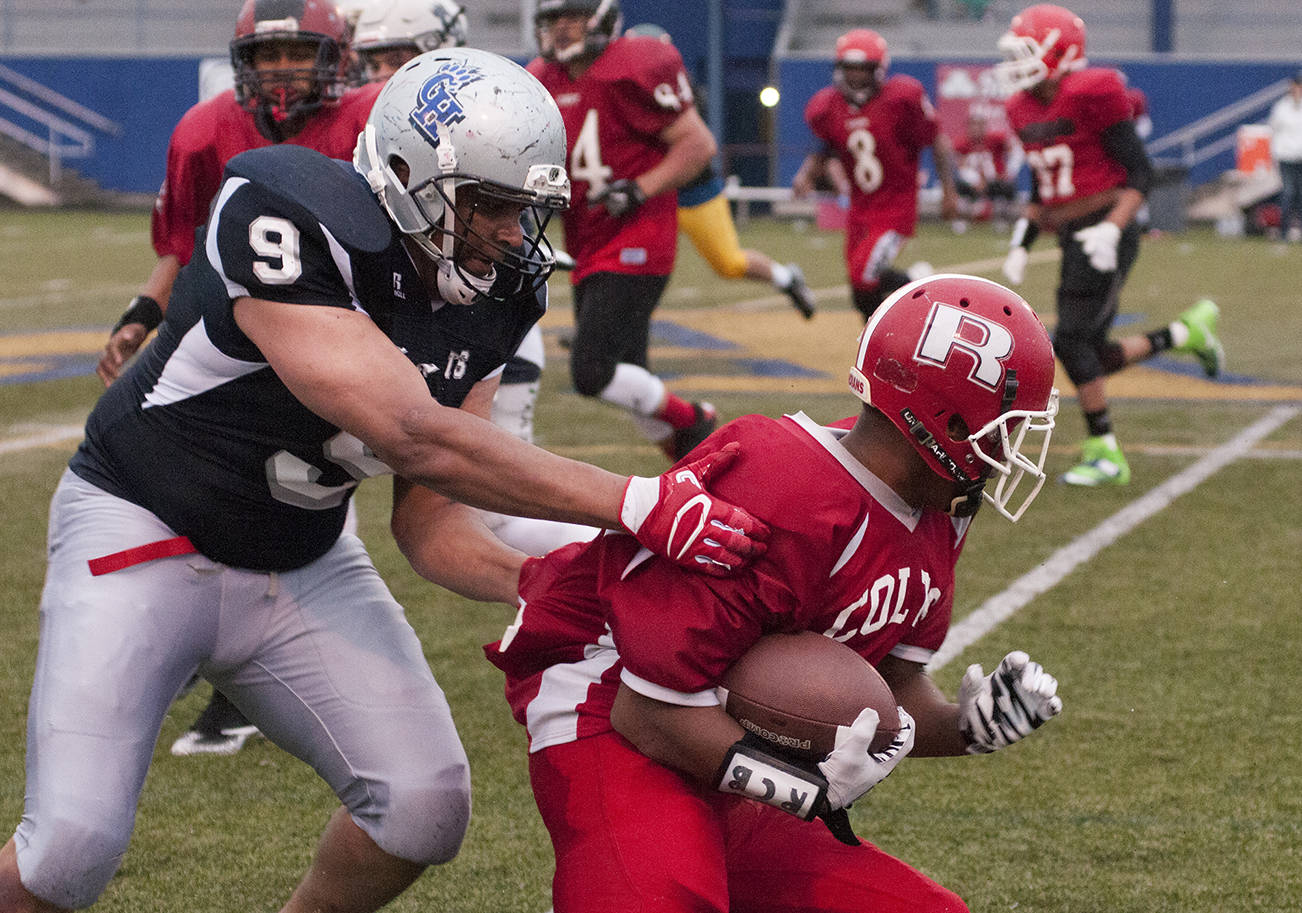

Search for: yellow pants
xmin=678 ymin=193 xmax=748 ymax=279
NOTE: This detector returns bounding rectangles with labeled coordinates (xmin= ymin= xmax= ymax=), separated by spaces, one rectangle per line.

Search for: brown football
xmin=718 ymin=631 xmax=900 ymax=760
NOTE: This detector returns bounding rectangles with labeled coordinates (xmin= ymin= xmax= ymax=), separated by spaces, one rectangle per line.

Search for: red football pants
xmin=529 ymin=732 xmax=968 ymax=913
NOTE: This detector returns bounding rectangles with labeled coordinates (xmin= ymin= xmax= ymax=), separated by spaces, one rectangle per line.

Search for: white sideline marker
xmin=928 ymin=404 xmax=1300 ymax=672
xmin=0 ymin=424 xmax=84 ymax=455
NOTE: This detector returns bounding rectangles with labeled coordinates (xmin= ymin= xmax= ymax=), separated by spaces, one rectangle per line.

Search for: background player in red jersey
xmin=952 ymin=108 xmax=1022 ymax=230
xmin=623 ymin=22 xmax=817 ymax=321
xmin=792 ymin=28 xmax=959 ymax=322
xmin=995 ymin=4 xmax=1225 ymax=487
xmin=529 ymin=0 xmax=721 ymax=461
xmin=91 ymin=0 xmax=384 ymax=756
xmin=486 ymin=273 xmax=1063 ymax=913
xmin=96 ymin=0 xmax=382 ymax=388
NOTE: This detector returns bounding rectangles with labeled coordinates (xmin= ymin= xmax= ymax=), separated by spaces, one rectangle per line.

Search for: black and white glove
xmin=958 ymin=651 xmax=1062 ymax=754
xmin=1072 ymin=221 xmax=1121 ymax=272
xmin=590 ymin=178 xmax=646 ymax=218
xmin=817 ymin=707 xmax=915 ymax=811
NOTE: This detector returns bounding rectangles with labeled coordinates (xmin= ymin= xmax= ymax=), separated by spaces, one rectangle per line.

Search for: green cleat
xmin=1061 ymin=434 xmax=1131 ymax=487
xmin=1175 ymin=298 xmax=1224 ymax=378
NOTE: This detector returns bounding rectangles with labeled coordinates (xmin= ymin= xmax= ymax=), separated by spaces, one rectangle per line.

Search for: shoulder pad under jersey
xmin=224 ymin=145 xmax=392 ymax=254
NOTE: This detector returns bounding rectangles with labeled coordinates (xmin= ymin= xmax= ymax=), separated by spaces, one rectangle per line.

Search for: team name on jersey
xmin=822 ymin=566 xmax=942 ymax=643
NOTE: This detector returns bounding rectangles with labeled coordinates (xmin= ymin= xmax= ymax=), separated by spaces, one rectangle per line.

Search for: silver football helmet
xmin=354 ymin=48 xmax=570 ymax=305
xmin=353 ymin=0 xmax=468 ymax=56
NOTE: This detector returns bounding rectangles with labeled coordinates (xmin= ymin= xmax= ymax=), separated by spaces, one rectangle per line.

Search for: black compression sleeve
xmin=1101 ymin=119 xmax=1154 ymax=195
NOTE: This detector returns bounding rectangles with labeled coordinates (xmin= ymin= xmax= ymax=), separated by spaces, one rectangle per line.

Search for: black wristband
xmin=715 ymin=735 xmax=826 ymax=821
xmin=112 ymin=295 xmax=164 ymax=336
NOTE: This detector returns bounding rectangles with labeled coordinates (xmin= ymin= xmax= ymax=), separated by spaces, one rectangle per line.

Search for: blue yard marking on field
xmin=649 ymin=320 xmax=740 ymax=350
xmin=733 ymin=358 xmax=828 ymax=378
xmin=1145 ymin=357 xmax=1262 ymax=385
xmin=1 ymin=355 xmax=97 ymax=385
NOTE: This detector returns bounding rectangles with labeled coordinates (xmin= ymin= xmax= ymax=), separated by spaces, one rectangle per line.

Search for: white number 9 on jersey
xmin=249 ymin=215 xmax=303 ymax=285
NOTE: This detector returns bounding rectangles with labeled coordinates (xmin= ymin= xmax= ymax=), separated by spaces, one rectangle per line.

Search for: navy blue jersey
xmin=71 ymin=145 xmax=545 ymax=571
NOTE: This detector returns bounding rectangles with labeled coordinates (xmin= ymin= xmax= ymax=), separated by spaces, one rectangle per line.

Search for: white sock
xmin=769 ymin=262 xmax=793 ymax=290
xmin=598 ymin=363 xmax=666 ymax=417
xmin=491 ymin=381 xmax=539 ymax=444
xmin=1168 ymin=320 xmax=1190 ymax=348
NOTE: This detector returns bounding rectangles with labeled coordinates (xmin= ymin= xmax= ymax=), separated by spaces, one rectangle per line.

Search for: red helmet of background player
xmin=848 ymin=274 xmax=1059 ymax=521
xmin=995 ymin=4 xmax=1087 ymax=94
xmin=833 ymin=28 xmax=889 ymax=106
xmin=231 ymin=0 xmax=348 ymax=136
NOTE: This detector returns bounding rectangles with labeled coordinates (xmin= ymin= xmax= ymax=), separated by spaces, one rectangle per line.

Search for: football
xmin=717 ymin=631 xmax=900 ymax=761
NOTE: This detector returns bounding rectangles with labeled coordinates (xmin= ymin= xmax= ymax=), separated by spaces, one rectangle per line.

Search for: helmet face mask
xmin=354 ymin=49 xmax=571 ymax=305
xmin=995 ymin=3 xmax=1087 ymax=94
xmin=833 ymin=29 xmax=889 ymax=106
xmin=231 ymin=0 xmax=347 ymax=135
xmin=534 ymin=0 xmax=623 ymax=63
xmin=848 ymin=274 xmax=1059 ymax=522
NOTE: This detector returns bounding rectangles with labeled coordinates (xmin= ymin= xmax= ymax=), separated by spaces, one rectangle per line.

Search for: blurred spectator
xmin=1268 ymin=71 xmax=1302 ymax=242
xmin=793 ymin=28 xmax=958 ymax=321
xmin=952 ymin=109 xmax=1022 ymax=230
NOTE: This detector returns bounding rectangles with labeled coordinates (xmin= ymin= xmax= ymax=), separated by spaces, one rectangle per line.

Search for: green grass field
xmin=2 ymin=209 xmax=1301 ymax=912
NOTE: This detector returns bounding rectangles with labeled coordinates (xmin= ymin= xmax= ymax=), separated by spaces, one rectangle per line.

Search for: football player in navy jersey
xmin=0 ymin=49 xmax=766 ymax=913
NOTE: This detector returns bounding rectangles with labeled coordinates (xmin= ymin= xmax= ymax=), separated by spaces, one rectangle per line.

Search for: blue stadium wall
xmin=0 ymin=46 xmax=1296 ymax=194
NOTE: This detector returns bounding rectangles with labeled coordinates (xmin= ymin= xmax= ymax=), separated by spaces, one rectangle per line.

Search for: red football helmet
xmin=848 ymin=274 xmax=1059 ymax=521
xmin=995 ymin=4 xmax=1087 ymax=94
xmin=833 ymin=29 xmax=889 ymax=106
xmin=231 ymin=0 xmax=347 ymax=137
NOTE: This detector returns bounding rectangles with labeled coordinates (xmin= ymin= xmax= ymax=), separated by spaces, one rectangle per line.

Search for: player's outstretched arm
xmin=234 ymin=298 xmax=768 ymax=574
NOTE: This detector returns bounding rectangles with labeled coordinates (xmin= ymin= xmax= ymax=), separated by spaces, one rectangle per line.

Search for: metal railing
xmin=0 ymin=62 xmax=121 ymax=184
xmin=1145 ymin=77 xmax=1292 ymax=169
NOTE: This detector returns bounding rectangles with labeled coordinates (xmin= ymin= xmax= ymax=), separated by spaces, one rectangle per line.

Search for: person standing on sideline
xmin=623 ymin=22 xmax=817 ymax=320
xmin=529 ymin=0 xmax=722 ymax=462
xmin=996 ymin=3 xmax=1225 ymax=486
xmin=486 ymin=274 xmax=1064 ymax=913
xmin=792 ymin=28 xmax=959 ymax=322
xmin=0 ymin=49 xmax=766 ymax=913
xmin=1268 ymin=71 xmax=1302 ymax=243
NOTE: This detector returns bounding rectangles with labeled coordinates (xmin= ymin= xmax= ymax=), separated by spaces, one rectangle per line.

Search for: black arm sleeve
xmin=1101 ymin=119 xmax=1154 ymax=196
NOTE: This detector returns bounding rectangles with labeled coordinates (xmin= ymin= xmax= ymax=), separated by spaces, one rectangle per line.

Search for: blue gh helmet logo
xmin=409 ymin=61 xmax=484 ymax=146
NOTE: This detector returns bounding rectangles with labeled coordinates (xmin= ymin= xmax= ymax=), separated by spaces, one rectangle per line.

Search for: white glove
xmin=817 ymin=707 xmax=915 ymax=810
xmin=958 ymin=651 xmax=1062 ymax=755
xmin=1001 ymin=245 xmax=1029 ymax=285
xmin=1073 ymin=221 xmax=1121 ymax=273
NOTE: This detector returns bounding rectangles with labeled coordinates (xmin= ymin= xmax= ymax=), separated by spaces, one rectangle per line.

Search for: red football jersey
xmin=804 ymin=76 xmax=939 ymax=235
xmin=150 ymin=83 xmax=381 ymax=265
xmin=528 ymin=36 xmax=694 ymax=283
xmin=1004 ymin=68 xmax=1130 ymax=207
xmin=955 ymin=129 xmax=1016 ymax=183
xmin=486 ymin=412 xmax=971 ymax=752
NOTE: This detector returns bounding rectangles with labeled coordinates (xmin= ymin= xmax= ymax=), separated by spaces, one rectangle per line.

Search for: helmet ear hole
xmin=946 ymin=413 xmax=971 ymax=442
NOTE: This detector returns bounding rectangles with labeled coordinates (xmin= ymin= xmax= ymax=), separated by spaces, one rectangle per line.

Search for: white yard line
xmin=0 ymin=424 xmax=85 ymax=455
xmin=928 ymin=404 xmax=1301 ymax=672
